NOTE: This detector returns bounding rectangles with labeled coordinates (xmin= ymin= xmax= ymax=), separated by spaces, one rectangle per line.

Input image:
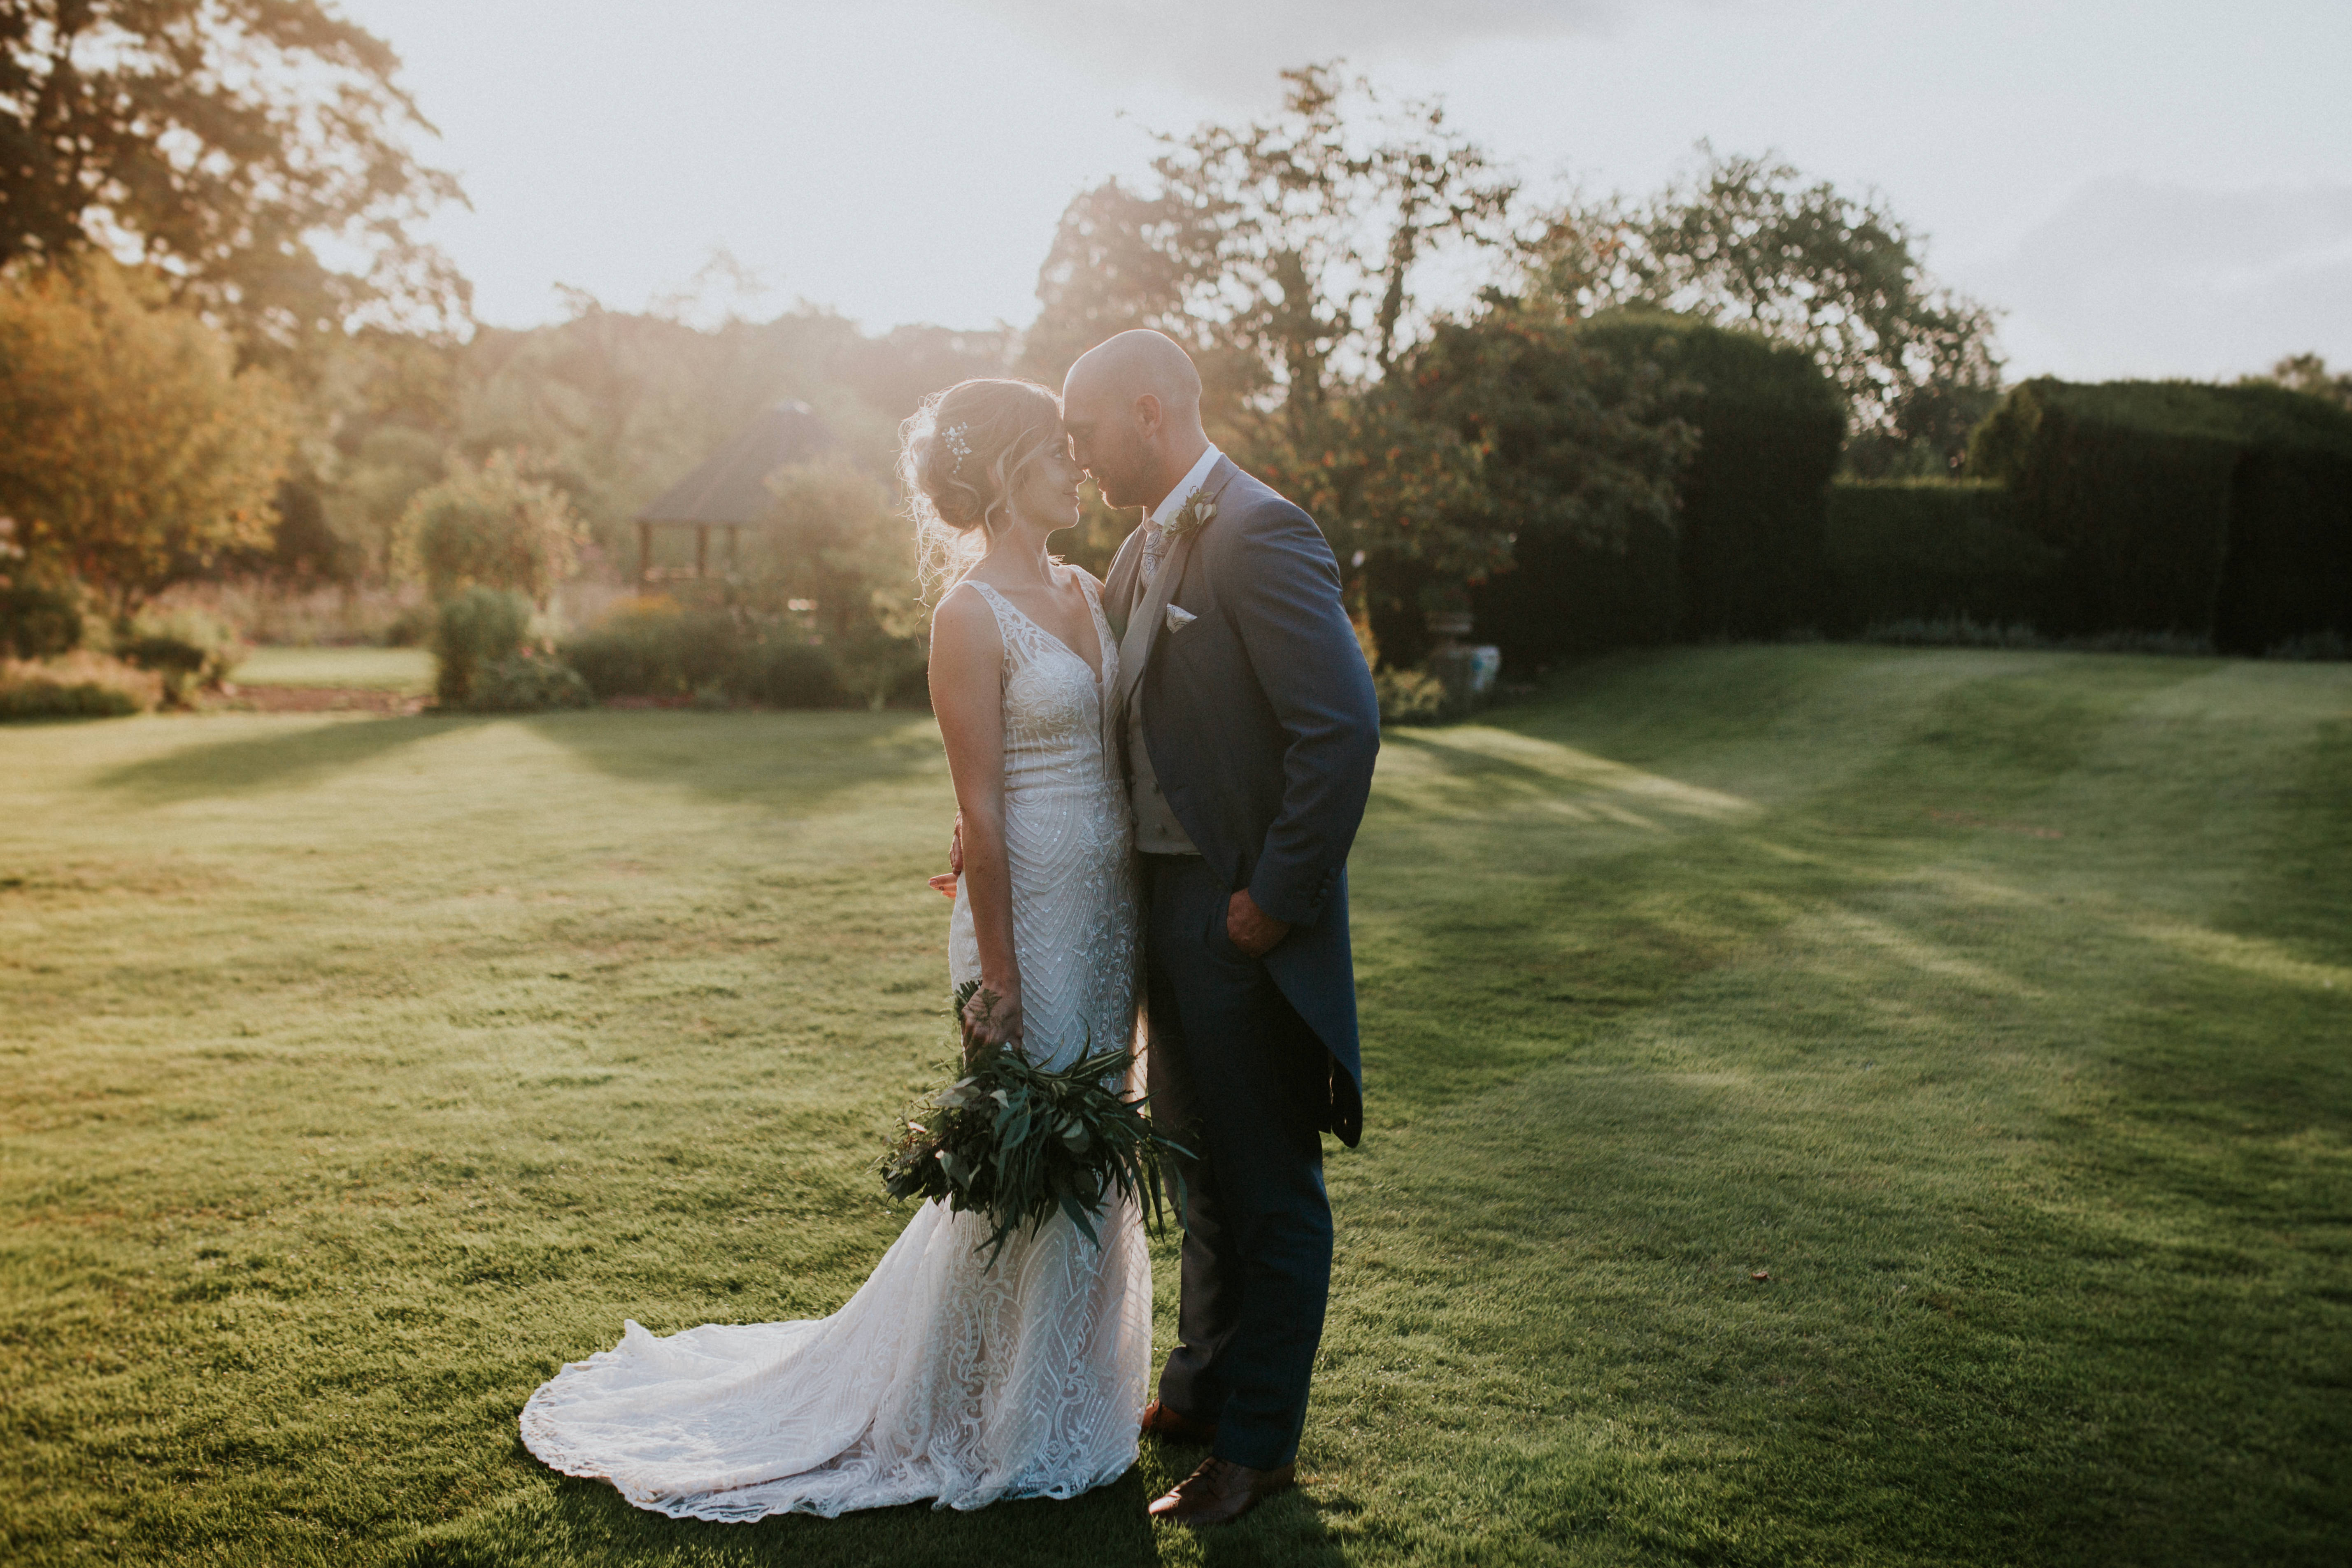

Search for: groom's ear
xmin=1132 ymin=392 xmax=1165 ymax=440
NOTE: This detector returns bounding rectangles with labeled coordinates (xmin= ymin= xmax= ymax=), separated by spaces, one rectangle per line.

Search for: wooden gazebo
xmin=634 ymin=400 xmax=831 ymax=584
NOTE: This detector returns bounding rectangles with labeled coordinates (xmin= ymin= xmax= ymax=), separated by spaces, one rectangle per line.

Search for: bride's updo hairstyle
xmin=900 ymin=377 xmax=1065 ymax=600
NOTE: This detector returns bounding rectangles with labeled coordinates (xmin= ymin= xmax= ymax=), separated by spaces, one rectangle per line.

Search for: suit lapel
xmin=1101 ymin=527 xmax=1143 ymax=643
xmin=1103 ymin=461 xmax=1240 ymax=742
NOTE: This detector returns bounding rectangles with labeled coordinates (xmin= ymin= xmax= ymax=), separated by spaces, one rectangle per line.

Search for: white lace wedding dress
xmin=521 ymin=573 xmax=1149 ymax=1519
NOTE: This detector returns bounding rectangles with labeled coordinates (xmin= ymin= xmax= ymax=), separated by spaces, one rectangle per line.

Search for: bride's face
xmin=1011 ymin=440 xmax=1083 ymax=531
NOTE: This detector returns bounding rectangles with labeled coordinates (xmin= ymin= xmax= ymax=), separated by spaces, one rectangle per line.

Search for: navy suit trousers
xmin=1142 ymin=853 xmax=1332 ymax=1471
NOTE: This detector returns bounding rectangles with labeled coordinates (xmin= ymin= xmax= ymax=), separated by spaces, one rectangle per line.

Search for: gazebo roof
xmin=637 ymin=400 xmax=831 ymax=527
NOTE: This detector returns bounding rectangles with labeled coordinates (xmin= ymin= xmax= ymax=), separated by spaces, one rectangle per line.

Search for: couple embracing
xmin=521 ymin=330 xmax=1382 ymax=1528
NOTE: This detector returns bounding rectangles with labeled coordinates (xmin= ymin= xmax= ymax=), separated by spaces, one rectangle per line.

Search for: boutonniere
xmin=1161 ymin=487 xmax=1218 ymax=544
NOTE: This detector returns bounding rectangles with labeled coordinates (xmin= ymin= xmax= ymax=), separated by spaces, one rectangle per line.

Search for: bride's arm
xmin=928 ymin=587 xmax=1024 ymax=1055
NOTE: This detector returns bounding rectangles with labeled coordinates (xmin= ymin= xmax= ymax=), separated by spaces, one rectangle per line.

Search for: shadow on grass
xmin=92 ymin=713 xmax=466 ymax=802
xmin=522 ymin=710 xmax=949 ymax=818
xmin=396 ymin=1443 xmax=1344 ymax=1568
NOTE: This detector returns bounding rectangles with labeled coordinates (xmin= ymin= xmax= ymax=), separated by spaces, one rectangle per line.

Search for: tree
xmin=1024 ymin=63 xmax=1518 ymax=434
xmin=1 ymin=0 xmax=465 ymax=349
xmin=755 ymin=456 xmax=925 ymax=708
xmin=0 ymin=258 xmax=296 ymax=616
xmin=2243 ymin=352 xmax=2352 ymax=412
xmin=394 ymin=451 xmax=584 ymax=607
xmin=1284 ymin=299 xmax=1698 ymax=665
xmin=1529 ymin=146 xmax=2002 ymax=473
xmin=1024 ymin=65 xmax=1530 ymax=637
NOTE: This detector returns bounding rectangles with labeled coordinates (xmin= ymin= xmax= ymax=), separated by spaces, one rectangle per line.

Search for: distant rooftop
xmin=636 ymin=401 xmax=831 ymax=527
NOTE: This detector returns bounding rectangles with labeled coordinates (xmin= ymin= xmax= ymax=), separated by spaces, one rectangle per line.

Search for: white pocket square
xmin=1164 ymin=604 xmax=1198 ymax=634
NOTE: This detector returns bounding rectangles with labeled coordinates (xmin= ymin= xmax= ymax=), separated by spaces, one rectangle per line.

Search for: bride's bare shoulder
xmin=930 ymin=580 xmax=1001 ymax=649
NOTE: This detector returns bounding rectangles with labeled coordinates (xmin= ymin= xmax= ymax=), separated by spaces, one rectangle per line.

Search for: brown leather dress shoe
xmin=1140 ymin=1400 xmax=1219 ymax=1445
xmin=1147 ymin=1456 xmax=1296 ymax=1527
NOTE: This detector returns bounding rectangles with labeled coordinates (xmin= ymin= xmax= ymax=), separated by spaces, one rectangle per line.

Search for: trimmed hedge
xmin=0 ymin=583 xmax=83 ymax=660
xmin=1579 ymin=312 xmax=1848 ymax=640
xmin=1468 ymin=312 xmax=1845 ymax=665
xmin=560 ymin=605 xmax=846 ymax=708
xmin=1969 ymin=379 xmax=2352 ymax=649
xmin=1824 ymin=479 xmax=2062 ymax=630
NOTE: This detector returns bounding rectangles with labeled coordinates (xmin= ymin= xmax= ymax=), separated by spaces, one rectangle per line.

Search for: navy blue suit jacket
xmin=1106 ymin=457 xmax=1381 ymax=1145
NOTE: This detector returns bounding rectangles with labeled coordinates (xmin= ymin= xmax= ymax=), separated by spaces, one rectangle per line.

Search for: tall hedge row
xmin=1969 ymin=379 xmax=2352 ymax=650
xmin=1582 ymin=313 xmax=1848 ymax=639
xmin=1470 ymin=313 xmax=1846 ymax=665
xmin=1824 ymin=480 xmax=2062 ymax=630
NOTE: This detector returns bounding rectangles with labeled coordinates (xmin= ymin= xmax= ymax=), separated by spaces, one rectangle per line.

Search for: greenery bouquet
xmin=878 ymin=983 xmax=1191 ymax=1266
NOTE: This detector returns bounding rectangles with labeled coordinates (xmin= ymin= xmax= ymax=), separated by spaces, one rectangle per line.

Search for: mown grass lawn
xmin=3 ymin=645 xmax=2347 ymax=1567
xmin=234 ymin=646 xmax=434 ymax=693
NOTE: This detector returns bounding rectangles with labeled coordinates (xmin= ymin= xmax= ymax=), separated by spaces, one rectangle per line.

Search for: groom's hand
xmin=1226 ymin=890 xmax=1290 ymax=958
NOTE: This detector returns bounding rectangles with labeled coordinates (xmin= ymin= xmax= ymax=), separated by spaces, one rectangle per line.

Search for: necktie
xmin=1139 ymin=519 xmax=1168 ymax=589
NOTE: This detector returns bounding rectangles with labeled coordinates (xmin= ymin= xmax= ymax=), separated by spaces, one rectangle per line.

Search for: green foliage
xmin=395 ymin=451 xmax=585 ymax=608
xmin=1571 ymin=312 xmax=1848 ymax=642
xmin=1373 ymin=666 xmax=1449 ymax=724
xmin=753 ymin=458 xmax=926 ymax=709
xmin=878 ymin=984 xmax=1188 ymax=1267
xmin=733 ymin=636 xmax=844 ymax=709
xmin=0 ymin=581 xmax=82 ymax=659
xmin=558 ymin=600 xmax=849 ymax=710
xmin=2240 ymin=351 xmax=2352 ymax=412
xmin=429 ymin=586 xmax=531 ymax=706
xmin=1023 ymin=63 xmax=1516 ymax=415
xmin=461 ymin=654 xmax=594 ymax=714
xmin=0 ymin=649 xmax=159 ymax=717
xmin=1326 ymin=302 xmax=1696 ymax=668
xmin=560 ymin=602 xmax=746 ymax=700
xmin=0 ymin=667 xmax=139 ymax=718
xmin=1529 ymin=144 xmax=2003 ymax=464
xmin=0 ymin=258 xmax=298 ymax=616
xmin=1970 ymin=377 xmax=2352 ymax=648
xmin=0 ymin=0 xmax=465 ymax=349
xmin=1825 ymin=479 xmax=2062 ymax=630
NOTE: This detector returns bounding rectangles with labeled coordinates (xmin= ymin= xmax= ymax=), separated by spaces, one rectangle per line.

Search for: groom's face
xmin=1061 ymin=376 xmax=1154 ymax=510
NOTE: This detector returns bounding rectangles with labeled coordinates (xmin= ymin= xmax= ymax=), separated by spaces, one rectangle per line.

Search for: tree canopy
xmin=2243 ymin=352 xmax=2352 ymax=413
xmin=0 ymin=257 xmax=295 ymax=614
xmin=0 ymin=0 xmax=465 ymax=349
xmin=1527 ymin=146 xmax=2003 ymax=474
xmin=394 ymin=451 xmax=584 ymax=608
xmin=1024 ymin=64 xmax=1517 ymax=427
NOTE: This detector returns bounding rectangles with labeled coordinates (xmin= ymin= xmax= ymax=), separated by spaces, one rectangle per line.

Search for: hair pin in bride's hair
xmin=942 ymin=423 xmax=973 ymax=477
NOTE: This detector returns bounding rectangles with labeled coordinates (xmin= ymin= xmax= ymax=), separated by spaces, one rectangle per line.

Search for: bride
xmin=519 ymin=377 xmax=1151 ymax=1519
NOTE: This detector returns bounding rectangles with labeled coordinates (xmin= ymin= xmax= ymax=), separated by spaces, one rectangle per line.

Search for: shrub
xmin=0 ymin=582 xmax=84 ymax=659
xmin=1825 ymin=479 xmax=2063 ymax=631
xmin=149 ymin=579 xmax=429 ymax=647
xmin=1860 ymin=616 xmax=2047 ymax=650
xmin=0 ymin=651 xmax=162 ymax=719
xmin=733 ymin=635 xmax=843 ymax=708
xmin=1575 ymin=312 xmax=1847 ymax=641
xmin=1375 ymin=667 xmax=1449 ymax=725
xmin=463 ymin=654 xmax=594 ymax=712
xmin=395 ymin=451 xmax=584 ymax=607
xmin=560 ymin=603 xmax=743 ymax=700
xmin=431 ymin=586 xmax=532 ymax=705
xmin=118 ymin=604 xmax=247 ymax=705
xmin=1969 ymin=378 xmax=2352 ymax=649
xmin=2267 ymin=628 xmax=2349 ymax=662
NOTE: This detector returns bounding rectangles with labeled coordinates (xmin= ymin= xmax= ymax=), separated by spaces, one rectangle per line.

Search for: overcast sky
xmin=338 ymin=0 xmax=2352 ymax=382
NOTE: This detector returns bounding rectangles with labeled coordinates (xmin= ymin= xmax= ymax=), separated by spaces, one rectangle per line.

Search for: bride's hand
xmin=961 ymin=982 xmax=1023 ymax=1063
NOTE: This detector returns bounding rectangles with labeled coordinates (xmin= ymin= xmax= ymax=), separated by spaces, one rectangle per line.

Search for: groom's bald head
xmin=1062 ymin=330 xmax=1210 ymax=512
xmin=1066 ymin=329 xmax=1203 ymax=420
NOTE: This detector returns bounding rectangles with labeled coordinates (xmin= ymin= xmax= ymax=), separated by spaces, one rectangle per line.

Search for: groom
xmin=1063 ymin=330 xmax=1381 ymax=1527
